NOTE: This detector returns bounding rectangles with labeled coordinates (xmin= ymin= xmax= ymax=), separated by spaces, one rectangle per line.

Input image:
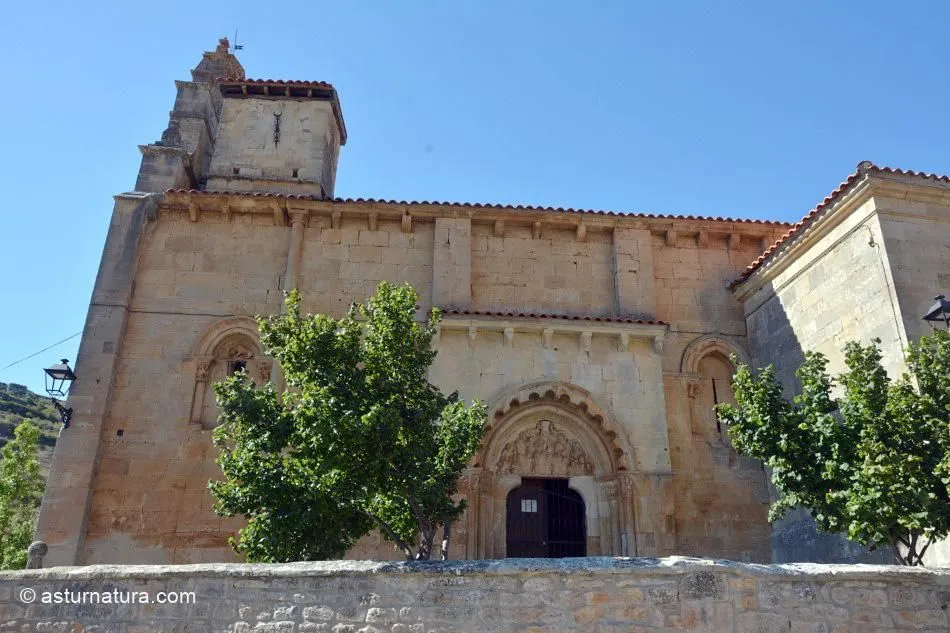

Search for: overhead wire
xmin=0 ymin=331 xmax=82 ymax=375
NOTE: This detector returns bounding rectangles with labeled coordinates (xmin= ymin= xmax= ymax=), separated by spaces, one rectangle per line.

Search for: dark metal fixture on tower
xmin=922 ymin=295 xmax=950 ymax=330
xmin=43 ymin=359 xmax=76 ymax=428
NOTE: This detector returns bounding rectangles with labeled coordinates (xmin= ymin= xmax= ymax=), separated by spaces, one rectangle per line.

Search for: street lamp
xmin=43 ymin=359 xmax=76 ymax=428
xmin=922 ymin=295 xmax=950 ymax=330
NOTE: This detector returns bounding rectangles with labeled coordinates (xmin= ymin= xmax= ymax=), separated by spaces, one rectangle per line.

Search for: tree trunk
xmin=889 ymin=529 xmax=932 ymax=566
xmin=441 ymin=521 xmax=451 ymax=560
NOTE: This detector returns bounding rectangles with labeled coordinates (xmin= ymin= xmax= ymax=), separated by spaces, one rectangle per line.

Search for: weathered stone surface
xmin=0 ymin=558 xmax=944 ymax=632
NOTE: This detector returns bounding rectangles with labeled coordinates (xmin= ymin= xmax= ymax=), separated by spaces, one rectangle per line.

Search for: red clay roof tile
xmin=443 ymin=309 xmax=666 ymax=326
xmin=731 ymin=162 xmax=950 ymax=289
xmin=165 ymin=189 xmax=790 ymax=226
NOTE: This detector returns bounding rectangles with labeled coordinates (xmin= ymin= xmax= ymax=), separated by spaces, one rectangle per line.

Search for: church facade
xmin=35 ymin=40 xmax=950 ymax=567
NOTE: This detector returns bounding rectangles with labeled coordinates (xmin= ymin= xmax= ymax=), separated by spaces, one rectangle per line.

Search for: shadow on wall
xmin=745 ymin=282 xmax=890 ymax=565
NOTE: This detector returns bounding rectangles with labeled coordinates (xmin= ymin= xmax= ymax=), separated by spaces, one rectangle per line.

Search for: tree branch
xmin=914 ymin=536 xmax=934 ymax=566
xmin=362 ymin=509 xmax=414 ymax=560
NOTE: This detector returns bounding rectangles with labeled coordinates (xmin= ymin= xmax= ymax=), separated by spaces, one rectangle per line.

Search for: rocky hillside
xmin=0 ymin=382 xmax=60 ymax=472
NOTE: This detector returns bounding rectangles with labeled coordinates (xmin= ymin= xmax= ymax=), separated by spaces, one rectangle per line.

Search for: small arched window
xmin=697 ymin=351 xmax=737 ymax=437
xmin=189 ymin=328 xmax=271 ymax=430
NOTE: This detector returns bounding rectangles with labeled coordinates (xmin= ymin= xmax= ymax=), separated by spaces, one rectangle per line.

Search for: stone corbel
xmin=696 ymin=230 xmax=708 ymax=248
xmin=728 ymin=233 xmax=741 ymax=250
xmin=331 ymin=210 xmax=342 ymax=229
xmin=532 ymin=221 xmax=542 ymax=240
xmin=542 ymin=328 xmax=554 ymax=349
xmin=652 ymin=335 xmax=665 ymax=354
xmin=665 ymin=230 xmax=677 ymax=247
xmin=759 ymin=236 xmax=772 ymax=253
xmin=272 ymin=203 xmax=286 ymax=227
xmin=401 ymin=213 xmax=412 ymax=233
xmin=468 ymin=326 xmax=478 ymax=342
xmin=580 ymin=331 xmax=592 ymax=352
xmin=368 ymin=211 xmax=378 ymax=231
xmin=493 ymin=220 xmax=505 ymax=238
xmin=504 ymin=327 xmax=514 ymax=348
xmin=222 ymin=205 xmax=233 ymax=224
xmin=576 ymin=222 xmax=587 ymax=242
xmin=188 ymin=203 xmax=200 ymax=223
xmin=617 ymin=332 xmax=630 ymax=352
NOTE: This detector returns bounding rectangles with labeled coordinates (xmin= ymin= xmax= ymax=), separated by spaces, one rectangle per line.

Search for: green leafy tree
xmin=718 ymin=331 xmax=950 ymax=566
xmin=0 ymin=421 xmax=44 ymax=569
xmin=209 ymin=282 xmax=487 ymax=562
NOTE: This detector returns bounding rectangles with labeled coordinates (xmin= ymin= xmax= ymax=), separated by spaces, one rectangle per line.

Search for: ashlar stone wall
xmin=734 ymin=171 xmax=950 ymax=567
xmin=0 ymin=558 xmax=947 ymax=632
xmin=40 ymin=183 xmax=789 ymax=567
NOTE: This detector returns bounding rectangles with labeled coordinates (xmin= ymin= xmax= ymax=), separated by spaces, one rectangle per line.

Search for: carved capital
xmin=195 ymin=358 xmax=213 ymax=382
xmin=288 ymin=209 xmax=309 ymax=227
xmin=686 ymin=379 xmax=702 ymax=399
xmin=257 ymin=359 xmax=273 ymax=383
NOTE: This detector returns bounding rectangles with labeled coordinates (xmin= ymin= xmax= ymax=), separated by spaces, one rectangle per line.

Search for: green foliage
xmin=0 ymin=420 xmax=44 ymax=569
xmin=0 ymin=384 xmax=60 ymax=473
xmin=718 ymin=331 xmax=950 ymax=566
xmin=209 ymin=282 xmax=487 ymax=562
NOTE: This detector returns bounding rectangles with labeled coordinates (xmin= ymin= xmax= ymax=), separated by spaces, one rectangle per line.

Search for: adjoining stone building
xmin=34 ymin=39 xmax=950 ymax=567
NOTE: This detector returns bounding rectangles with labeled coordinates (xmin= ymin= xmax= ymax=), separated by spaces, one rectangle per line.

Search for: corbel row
xmin=169 ymin=192 xmax=783 ymax=252
xmin=435 ymin=317 xmax=668 ymax=355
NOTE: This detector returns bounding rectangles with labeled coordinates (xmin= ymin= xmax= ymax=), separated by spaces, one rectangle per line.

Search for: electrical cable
xmin=0 ymin=331 xmax=82 ymax=374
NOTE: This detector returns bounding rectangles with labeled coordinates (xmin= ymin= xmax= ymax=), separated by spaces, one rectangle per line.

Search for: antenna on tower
xmin=232 ymin=30 xmax=244 ymax=51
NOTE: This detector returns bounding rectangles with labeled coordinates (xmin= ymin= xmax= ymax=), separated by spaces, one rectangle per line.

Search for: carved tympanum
xmin=495 ymin=420 xmax=594 ymax=476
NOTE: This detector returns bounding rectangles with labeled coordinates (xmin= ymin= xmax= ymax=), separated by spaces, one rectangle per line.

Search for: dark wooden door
xmin=506 ymin=478 xmax=586 ymax=558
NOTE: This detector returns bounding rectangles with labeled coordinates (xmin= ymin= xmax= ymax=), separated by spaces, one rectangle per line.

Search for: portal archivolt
xmin=462 ymin=381 xmax=637 ymax=559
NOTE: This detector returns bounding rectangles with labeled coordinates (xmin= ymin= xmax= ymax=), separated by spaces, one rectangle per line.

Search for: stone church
xmin=35 ymin=39 xmax=950 ymax=567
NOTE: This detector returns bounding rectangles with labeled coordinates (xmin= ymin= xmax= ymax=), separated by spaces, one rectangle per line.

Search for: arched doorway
xmin=463 ymin=381 xmax=637 ymax=558
xmin=506 ymin=478 xmax=586 ymax=557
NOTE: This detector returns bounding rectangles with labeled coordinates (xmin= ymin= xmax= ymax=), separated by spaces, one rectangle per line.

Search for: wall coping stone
xmin=1 ymin=556 xmax=946 ymax=583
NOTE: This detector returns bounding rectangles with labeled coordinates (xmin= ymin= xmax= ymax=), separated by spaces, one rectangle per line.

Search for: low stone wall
xmin=0 ymin=557 xmax=947 ymax=632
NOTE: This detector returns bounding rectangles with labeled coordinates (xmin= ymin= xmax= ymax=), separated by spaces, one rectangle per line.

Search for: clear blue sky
xmin=1 ymin=1 xmax=949 ymax=394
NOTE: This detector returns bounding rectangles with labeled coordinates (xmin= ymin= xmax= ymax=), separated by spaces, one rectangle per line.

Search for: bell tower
xmin=134 ymin=38 xmax=244 ymax=193
xmin=204 ymin=77 xmax=346 ymax=197
xmin=133 ymin=38 xmax=345 ymax=198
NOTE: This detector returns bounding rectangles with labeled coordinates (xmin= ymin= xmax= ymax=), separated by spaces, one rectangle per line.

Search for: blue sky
xmin=1 ymin=1 xmax=949 ymax=393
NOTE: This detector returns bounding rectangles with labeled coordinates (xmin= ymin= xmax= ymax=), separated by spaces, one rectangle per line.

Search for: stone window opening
xmin=689 ymin=351 xmax=737 ymax=443
xmin=188 ymin=320 xmax=272 ymax=430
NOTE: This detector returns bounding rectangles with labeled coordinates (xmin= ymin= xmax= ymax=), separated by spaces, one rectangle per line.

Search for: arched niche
xmin=681 ymin=335 xmax=747 ymax=441
xmin=188 ymin=317 xmax=271 ymax=430
xmin=680 ymin=334 xmax=750 ymax=374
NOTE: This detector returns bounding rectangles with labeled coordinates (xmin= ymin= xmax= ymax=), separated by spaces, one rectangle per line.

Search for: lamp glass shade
xmin=44 ymin=359 xmax=76 ymax=398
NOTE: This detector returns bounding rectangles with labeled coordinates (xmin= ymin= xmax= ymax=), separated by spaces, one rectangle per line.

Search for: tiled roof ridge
xmin=442 ymin=309 xmax=666 ymax=326
xmin=220 ymin=77 xmax=335 ymax=89
xmin=165 ymin=189 xmax=791 ymax=226
xmin=731 ymin=161 xmax=950 ymax=288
